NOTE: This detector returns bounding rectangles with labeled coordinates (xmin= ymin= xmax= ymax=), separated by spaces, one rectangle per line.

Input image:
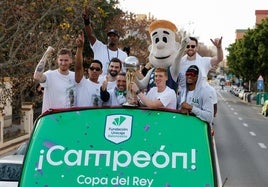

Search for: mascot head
xmin=148 ymin=20 xmax=180 ymax=68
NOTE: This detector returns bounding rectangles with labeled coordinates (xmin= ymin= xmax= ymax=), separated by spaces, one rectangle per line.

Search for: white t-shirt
xmin=40 ymin=70 xmax=76 ymax=113
xmin=146 ymin=86 xmax=177 ymax=109
xmin=178 ymin=54 xmax=212 ymax=89
xmin=98 ymin=76 xmax=117 ymax=91
xmin=76 ymin=77 xmax=102 ymax=107
xmin=91 ymin=40 xmax=128 ymax=76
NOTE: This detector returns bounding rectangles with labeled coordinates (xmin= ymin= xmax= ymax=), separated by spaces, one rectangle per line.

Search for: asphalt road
xmin=214 ymin=87 xmax=268 ymax=187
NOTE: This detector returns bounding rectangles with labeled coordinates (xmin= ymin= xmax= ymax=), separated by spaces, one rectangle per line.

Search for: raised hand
xmin=82 ymin=6 xmax=90 ymax=25
xmin=76 ymin=31 xmax=84 ymax=48
xmin=34 ymin=46 xmax=55 ymax=82
xmin=210 ymin=37 xmax=223 ymax=49
xmin=101 ymin=76 xmax=108 ymax=91
xmin=179 ymin=36 xmax=190 ymax=55
xmin=46 ymin=46 xmax=55 ymax=55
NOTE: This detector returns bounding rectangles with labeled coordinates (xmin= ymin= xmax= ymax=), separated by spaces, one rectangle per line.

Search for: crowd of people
xmin=33 ymin=8 xmax=223 ymax=125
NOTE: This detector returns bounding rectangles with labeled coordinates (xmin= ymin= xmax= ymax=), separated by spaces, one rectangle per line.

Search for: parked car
xmin=238 ymin=89 xmax=251 ymax=100
xmin=233 ymin=87 xmax=243 ymax=97
xmin=229 ymin=85 xmax=238 ymax=94
xmin=261 ymin=100 xmax=268 ymax=117
xmin=0 ymin=155 xmax=24 ymax=187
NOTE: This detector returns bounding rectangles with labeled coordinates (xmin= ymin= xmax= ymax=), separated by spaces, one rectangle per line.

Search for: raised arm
xmin=170 ymin=36 xmax=189 ymax=81
xmin=210 ymin=37 xmax=223 ymax=67
xmin=82 ymin=6 xmax=96 ymax=46
xmin=33 ymin=46 xmax=54 ymax=83
xmin=75 ymin=32 xmax=85 ymax=83
xmin=100 ymin=77 xmax=110 ymax=102
xmin=135 ymin=68 xmax=154 ymax=90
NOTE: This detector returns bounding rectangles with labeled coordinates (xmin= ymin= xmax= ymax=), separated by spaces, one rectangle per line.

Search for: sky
xmin=118 ymin=0 xmax=268 ymax=55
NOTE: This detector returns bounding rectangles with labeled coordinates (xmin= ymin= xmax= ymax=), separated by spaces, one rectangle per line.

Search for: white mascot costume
xmin=136 ymin=20 xmax=188 ymax=93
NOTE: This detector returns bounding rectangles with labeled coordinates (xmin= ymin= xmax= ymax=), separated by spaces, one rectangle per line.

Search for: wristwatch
xmin=135 ymin=89 xmax=141 ymax=95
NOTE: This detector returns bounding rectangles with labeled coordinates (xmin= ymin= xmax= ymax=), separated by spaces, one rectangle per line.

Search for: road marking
xmin=238 ymin=117 xmax=243 ymax=121
xmin=234 ymin=112 xmax=238 ymax=115
xmin=249 ymin=131 xmax=256 ymax=136
xmin=230 ymin=108 xmax=234 ymax=110
xmin=258 ymin=143 xmax=267 ymax=149
xmin=243 ymin=123 xmax=248 ymax=127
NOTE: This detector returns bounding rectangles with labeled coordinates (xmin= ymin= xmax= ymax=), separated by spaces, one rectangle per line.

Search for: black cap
xmin=186 ymin=65 xmax=199 ymax=75
xmin=107 ymin=29 xmax=120 ymax=37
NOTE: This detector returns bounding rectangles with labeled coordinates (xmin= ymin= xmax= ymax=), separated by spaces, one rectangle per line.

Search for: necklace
xmin=107 ymin=46 xmax=119 ymax=61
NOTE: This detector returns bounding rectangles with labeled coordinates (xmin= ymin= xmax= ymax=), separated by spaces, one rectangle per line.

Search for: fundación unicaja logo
xmin=105 ymin=115 xmax=132 ymax=144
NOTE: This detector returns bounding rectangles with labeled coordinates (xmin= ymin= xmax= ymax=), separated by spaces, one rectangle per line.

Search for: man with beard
xmin=178 ymin=36 xmax=223 ymax=90
xmin=33 ymin=47 xmax=77 ymax=113
xmin=177 ymin=36 xmax=223 ymax=113
xmin=99 ymin=58 xmax=122 ymax=91
xmin=100 ymin=72 xmax=127 ymax=106
xmin=82 ymin=6 xmax=127 ymax=77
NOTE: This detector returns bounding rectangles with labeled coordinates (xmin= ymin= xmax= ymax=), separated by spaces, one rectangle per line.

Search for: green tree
xmin=0 ymin=0 xmax=154 ymax=117
xmin=0 ymin=0 xmax=124 ymax=116
xmin=227 ymin=17 xmax=268 ymax=90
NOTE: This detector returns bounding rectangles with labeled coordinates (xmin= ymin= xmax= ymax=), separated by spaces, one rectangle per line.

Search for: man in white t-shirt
xmin=98 ymin=58 xmax=123 ymax=91
xmin=75 ymin=32 xmax=103 ymax=107
xmin=34 ymin=47 xmax=76 ymax=113
xmin=178 ymin=36 xmax=223 ymax=115
xmin=76 ymin=60 xmax=103 ymax=107
xmin=131 ymin=67 xmax=177 ymax=110
xmin=178 ymin=36 xmax=223 ymax=89
xmin=82 ymin=7 xmax=127 ymax=77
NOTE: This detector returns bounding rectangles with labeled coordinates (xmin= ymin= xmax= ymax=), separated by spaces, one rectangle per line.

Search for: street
xmin=214 ymin=86 xmax=268 ymax=187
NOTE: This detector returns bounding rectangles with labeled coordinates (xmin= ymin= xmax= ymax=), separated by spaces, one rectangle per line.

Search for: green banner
xmin=19 ymin=108 xmax=216 ymax=187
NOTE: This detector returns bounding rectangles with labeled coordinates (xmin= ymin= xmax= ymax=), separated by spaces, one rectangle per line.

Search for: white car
xmin=13 ymin=141 xmax=28 ymax=155
xmin=0 ymin=155 xmax=24 ymax=187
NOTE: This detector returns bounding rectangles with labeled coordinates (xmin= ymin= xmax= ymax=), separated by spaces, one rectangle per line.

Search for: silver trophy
xmin=123 ymin=56 xmax=139 ymax=106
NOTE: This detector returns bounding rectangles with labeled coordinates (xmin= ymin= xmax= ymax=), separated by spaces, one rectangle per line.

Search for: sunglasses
xmin=185 ymin=72 xmax=197 ymax=77
xmin=186 ymin=45 xmax=196 ymax=49
xmin=89 ymin=67 xmax=101 ymax=71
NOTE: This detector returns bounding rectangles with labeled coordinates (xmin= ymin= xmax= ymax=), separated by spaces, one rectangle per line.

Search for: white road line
xmin=258 ymin=143 xmax=267 ymax=149
xmin=234 ymin=112 xmax=238 ymax=115
xmin=243 ymin=123 xmax=248 ymax=127
xmin=238 ymin=117 xmax=243 ymax=121
xmin=249 ymin=131 xmax=256 ymax=136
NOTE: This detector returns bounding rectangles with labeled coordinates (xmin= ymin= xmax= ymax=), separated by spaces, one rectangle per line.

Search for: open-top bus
xmin=19 ymin=106 xmax=221 ymax=187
